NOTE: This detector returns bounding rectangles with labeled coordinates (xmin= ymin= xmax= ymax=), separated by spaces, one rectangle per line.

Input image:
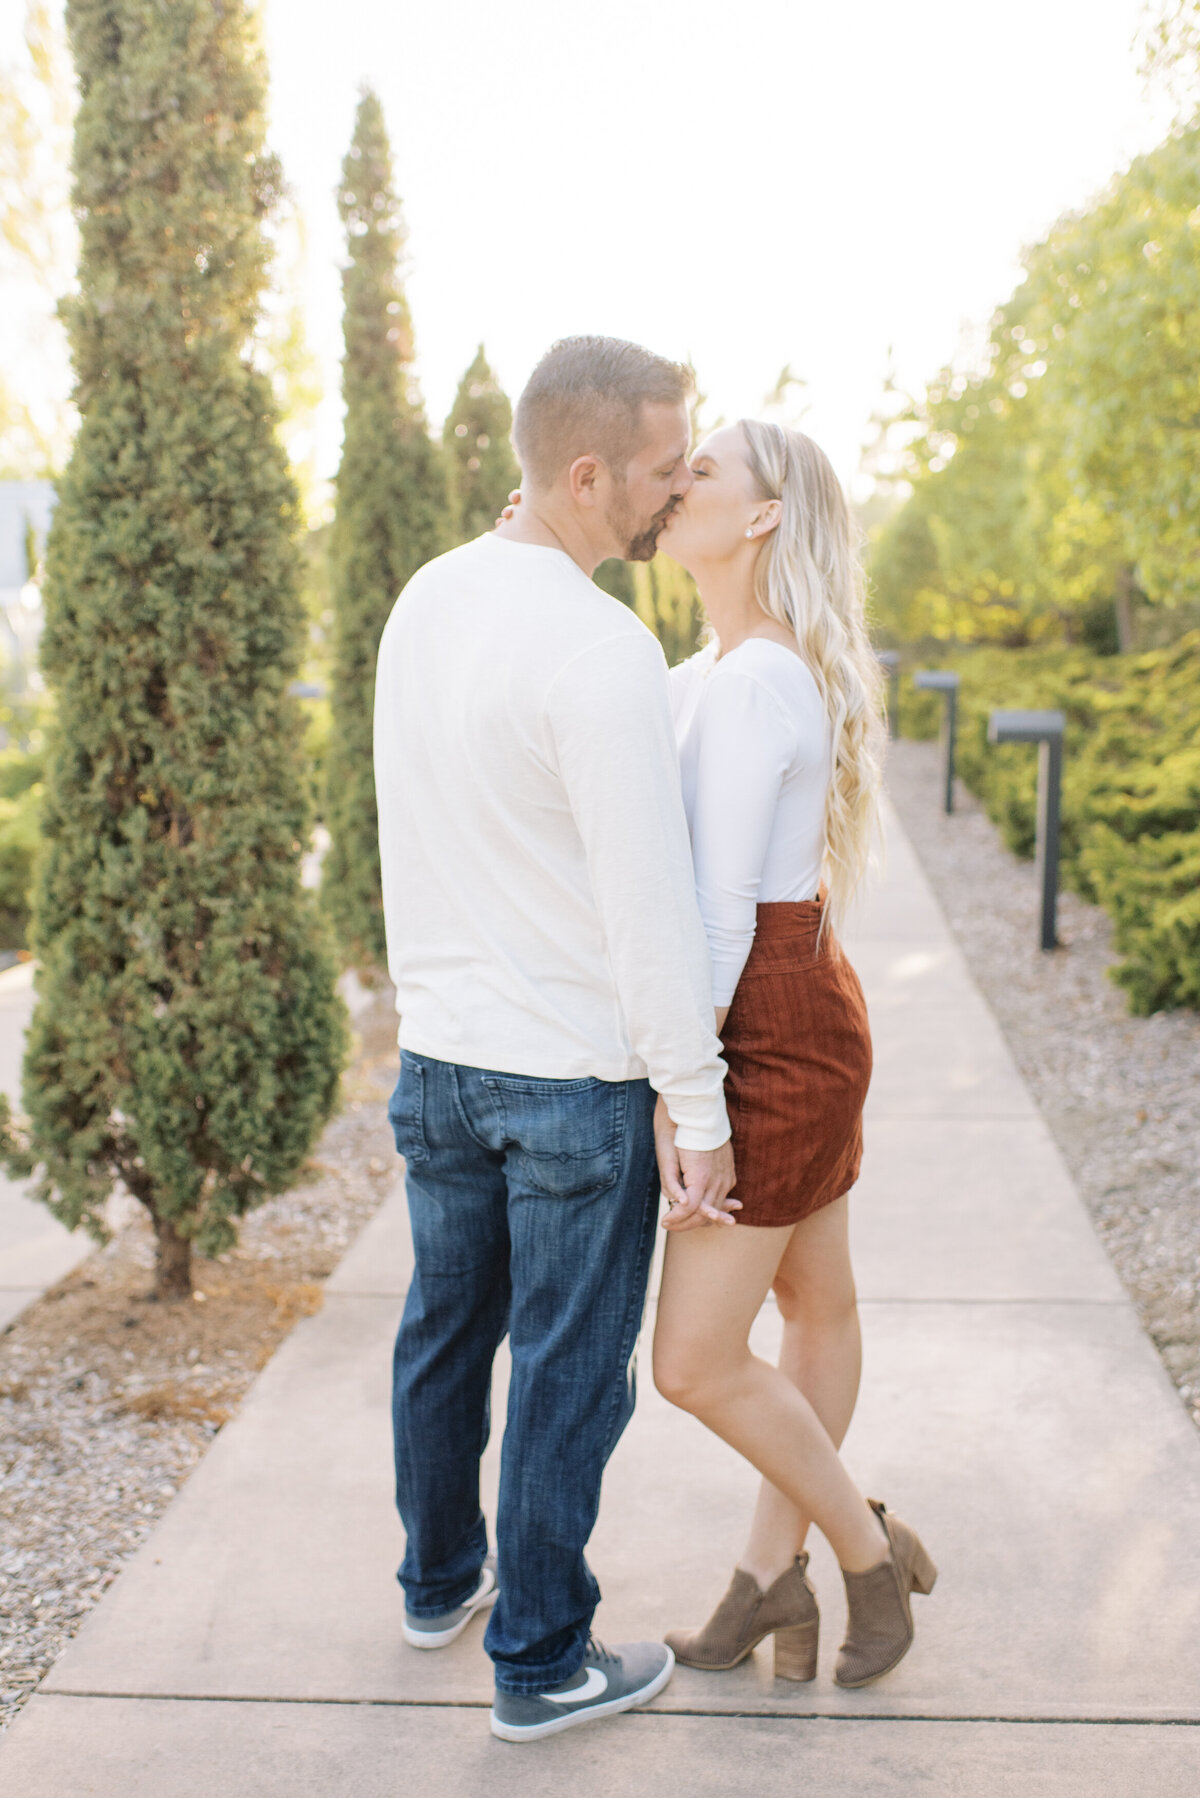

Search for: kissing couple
xmin=373 ymin=335 xmax=936 ymax=1743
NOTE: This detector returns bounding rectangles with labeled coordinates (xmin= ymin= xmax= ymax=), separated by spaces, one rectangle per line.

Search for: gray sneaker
xmin=490 ymin=1637 xmax=674 ymax=1742
xmin=402 ymin=1556 xmax=499 ymax=1650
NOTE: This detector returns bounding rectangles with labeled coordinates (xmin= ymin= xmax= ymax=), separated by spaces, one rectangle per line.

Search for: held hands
xmin=655 ymin=1094 xmax=739 ymax=1231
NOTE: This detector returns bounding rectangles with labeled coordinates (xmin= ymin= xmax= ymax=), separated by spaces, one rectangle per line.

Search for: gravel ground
xmin=0 ymin=984 xmax=401 ymax=1733
xmin=886 ymin=737 xmax=1200 ymax=1429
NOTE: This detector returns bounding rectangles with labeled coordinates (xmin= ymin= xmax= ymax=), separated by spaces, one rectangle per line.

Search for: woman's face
xmin=657 ymin=424 xmax=763 ymax=568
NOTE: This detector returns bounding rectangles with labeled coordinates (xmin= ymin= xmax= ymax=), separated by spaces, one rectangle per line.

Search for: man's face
xmin=606 ymin=402 xmax=693 ymax=562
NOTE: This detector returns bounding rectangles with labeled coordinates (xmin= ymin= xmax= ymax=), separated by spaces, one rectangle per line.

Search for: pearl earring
xmin=745 ymin=528 xmax=754 ymax=539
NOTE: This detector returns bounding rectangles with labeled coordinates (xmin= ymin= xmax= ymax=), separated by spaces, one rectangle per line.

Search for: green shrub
xmin=896 ymin=633 xmax=1200 ymax=1010
xmin=1083 ymin=825 xmax=1200 ymax=1014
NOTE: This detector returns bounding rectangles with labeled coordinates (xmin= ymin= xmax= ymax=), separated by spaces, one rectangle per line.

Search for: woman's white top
xmin=670 ymin=638 xmax=832 ymax=1007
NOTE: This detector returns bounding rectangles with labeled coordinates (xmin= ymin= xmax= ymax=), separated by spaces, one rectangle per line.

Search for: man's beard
xmin=609 ymin=492 xmax=680 ymax=563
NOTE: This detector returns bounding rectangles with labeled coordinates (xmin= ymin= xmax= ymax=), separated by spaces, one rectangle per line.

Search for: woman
xmin=651 ymin=420 xmax=936 ymax=1688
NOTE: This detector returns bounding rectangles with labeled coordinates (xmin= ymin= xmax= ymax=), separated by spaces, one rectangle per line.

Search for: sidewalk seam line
xmin=323 ymin=1294 xmax=1130 ymax=1306
xmin=852 ymin=1298 xmax=1127 ymax=1308
xmin=33 ymin=1691 xmax=1200 ymax=1726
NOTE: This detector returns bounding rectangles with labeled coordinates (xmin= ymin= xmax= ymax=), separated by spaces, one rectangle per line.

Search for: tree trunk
xmin=1114 ymin=565 xmax=1137 ymax=654
xmin=153 ymin=1213 xmax=193 ymax=1299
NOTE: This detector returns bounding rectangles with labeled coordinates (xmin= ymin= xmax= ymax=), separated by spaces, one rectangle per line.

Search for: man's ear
xmin=567 ymin=454 xmax=605 ymax=508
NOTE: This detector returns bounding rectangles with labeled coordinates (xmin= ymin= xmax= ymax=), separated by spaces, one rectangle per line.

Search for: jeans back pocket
xmin=483 ymin=1074 xmax=626 ymax=1199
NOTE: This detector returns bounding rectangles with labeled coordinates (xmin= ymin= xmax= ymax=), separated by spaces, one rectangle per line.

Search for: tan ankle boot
xmin=834 ymin=1499 xmax=937 ymax=1688
xmin=665 ymin=1554 xmax=819 ymax=1681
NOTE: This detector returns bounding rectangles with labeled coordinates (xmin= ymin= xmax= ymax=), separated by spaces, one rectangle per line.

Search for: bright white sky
xmin=3 ymin=0 xmax=1176 ymax=493
xmin=264 ymin=0 xmax=1171 ymax=490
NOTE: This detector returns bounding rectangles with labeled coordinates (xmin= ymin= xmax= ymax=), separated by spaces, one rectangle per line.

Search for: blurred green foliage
xmin=323 ymin=89 xmax=449 ymax=978
xmin=870 ymin=121 xmax=1200 ymax=652
xmin=592 ymin=558 xmax=637 ymax=608
xmin=295 ymin=522 xmax=332 ymax=820
xmin=443 ymin=345 xmax=520 ymax=544
xmin=630 ymin=557 xmax=706 ymax=668
xmin=896 ymin=635 xmax=1200 ymax=1012
xmin=0 ymin=690 xmax=47 ymax=949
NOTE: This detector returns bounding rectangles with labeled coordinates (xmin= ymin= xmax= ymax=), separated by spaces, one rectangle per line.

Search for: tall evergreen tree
xmin=5 ymin=0 xmax=347 ymax=1298
xmin=323 ymin=90 xmax=447 ymax=973
xmin=443 ymin=344 xmax=519 ymax=543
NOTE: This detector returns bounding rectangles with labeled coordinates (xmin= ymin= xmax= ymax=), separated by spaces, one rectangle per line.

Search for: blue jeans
xmin=389 ymin=1052 xmax=659 ymax=1694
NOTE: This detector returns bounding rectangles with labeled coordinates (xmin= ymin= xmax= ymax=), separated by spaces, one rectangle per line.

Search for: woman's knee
xmin=652 ymin=1335 xmax=702 ymax=1411
xmin=653 ymin=1331 xmax=728 ymax=1414
xmin=772 ymin=1267 xmax=859 ymax=1331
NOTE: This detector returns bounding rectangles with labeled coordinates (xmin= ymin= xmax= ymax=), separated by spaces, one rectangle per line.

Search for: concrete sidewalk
xmin=3 ymin=800 xmax=1200 ymax=1794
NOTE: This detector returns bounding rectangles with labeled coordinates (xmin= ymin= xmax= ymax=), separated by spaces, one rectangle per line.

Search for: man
xmin=374 ymin=335 xmax=734 ymax=1744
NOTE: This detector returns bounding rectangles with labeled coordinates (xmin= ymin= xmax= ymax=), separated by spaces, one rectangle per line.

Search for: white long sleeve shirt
xmin=373 ymin=533 xmax=730 ymax=1152
xmin=670 ymin=639 xmax=832 ymax=1007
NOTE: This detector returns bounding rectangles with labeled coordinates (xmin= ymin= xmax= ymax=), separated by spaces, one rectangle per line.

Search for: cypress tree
xmin=443 ymin=344 xmax=519 ymax=544
xmin=323 ymin=90 xmax=448 ymax=974
xmin=10 ymin=0 xmax=347 ymax=1298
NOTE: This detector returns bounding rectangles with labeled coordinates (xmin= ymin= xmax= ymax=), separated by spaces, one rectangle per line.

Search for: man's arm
xmin=546 ymin=628 xmax=731 ymax=1164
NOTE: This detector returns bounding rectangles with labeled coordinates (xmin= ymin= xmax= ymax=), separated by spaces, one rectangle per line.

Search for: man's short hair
xmin=513 ymin=336 xmax=693 ymax=490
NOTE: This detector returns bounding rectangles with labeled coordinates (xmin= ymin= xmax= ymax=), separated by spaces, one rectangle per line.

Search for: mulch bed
xmin=885 ymin=737 xmax=1200 ymax=1431
xmin=0 ymin=985 xmax=401 ymax=1732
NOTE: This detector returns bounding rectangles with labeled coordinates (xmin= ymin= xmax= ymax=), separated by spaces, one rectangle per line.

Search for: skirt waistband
xmin=752 ymin=896 xmax=825 ymax=936
xmin=741 ymin=896 xmax=830 ymax=967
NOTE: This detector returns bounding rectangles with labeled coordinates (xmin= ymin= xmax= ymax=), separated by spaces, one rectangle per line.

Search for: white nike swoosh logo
xmin=537 ymin=1667 xmax=609 ymax=1705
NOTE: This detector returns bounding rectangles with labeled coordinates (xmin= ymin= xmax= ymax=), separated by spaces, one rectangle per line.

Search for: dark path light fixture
xmin=914 ymin=670 xmax=961 ymax=815
xmin=987 ymin=709 xmax=1066 ymax=952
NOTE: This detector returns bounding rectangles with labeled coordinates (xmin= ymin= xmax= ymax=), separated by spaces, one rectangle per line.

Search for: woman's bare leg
xmin=653 ymin=1215 xmax=885 ymax=1574
xmin=737 ymin=1197 xmax=862 ymax=1590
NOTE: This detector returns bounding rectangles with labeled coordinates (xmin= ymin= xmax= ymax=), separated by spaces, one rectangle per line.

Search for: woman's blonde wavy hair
xmin=739 ymin=420 xmax=886 ymax=934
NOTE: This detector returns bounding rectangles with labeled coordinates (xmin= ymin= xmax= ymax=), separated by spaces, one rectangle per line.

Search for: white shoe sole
xmin=489 ymin=1648 xmax=675 ymax=1742
xmin=403 ymin=1578 xmax=499 ymax=1650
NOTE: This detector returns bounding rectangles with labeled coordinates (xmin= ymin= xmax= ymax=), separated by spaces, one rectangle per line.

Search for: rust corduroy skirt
xmin=721 ymin=898 xmax=872 ymax=1228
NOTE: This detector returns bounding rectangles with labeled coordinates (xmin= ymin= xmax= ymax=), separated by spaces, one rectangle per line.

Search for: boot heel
xmin=909 ymin=1540 xmax=938 ymax=1596
xmin=773 ymin=1620 xmax=819 ymax=1682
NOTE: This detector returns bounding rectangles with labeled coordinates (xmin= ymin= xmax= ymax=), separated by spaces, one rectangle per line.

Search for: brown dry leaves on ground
xmin=0 ymin=985 xmax=402 ymax=1731
xmin=886 ymin=739 xmax=1200 ymax=1431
